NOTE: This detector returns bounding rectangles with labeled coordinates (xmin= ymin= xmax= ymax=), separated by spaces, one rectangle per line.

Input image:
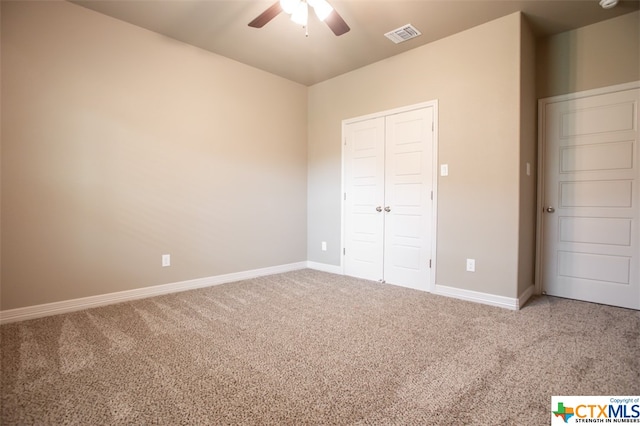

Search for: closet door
xmin=343 ymin=106 xmax=434 ymax=290
xmin=384 ymin=108 xmax=433 ymax=290
xmin=343 ymin=117 xmax=385 ymax=282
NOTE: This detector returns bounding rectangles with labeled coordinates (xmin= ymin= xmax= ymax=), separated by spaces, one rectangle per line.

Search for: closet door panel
xmin=384 ymin=108 xmax=433 ymax=290
xmin=343 ymin=117 xmax=385 ymax=281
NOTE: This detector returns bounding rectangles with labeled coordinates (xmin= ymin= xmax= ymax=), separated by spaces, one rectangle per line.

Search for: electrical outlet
xmin=162 ymin=254 xmax=171 ymax=267
xmin=466 ymin=258 xmax=475 ymax=272
xmin=321 ymin=241 xmax=327 ymax=251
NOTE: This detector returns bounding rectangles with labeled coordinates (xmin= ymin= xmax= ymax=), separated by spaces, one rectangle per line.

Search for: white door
xmin=344 ymin=106 xmax=434 ymax=291
xmin=541 ymin=86 xmax=639 ymax=310
xmin=343 ymin=117 xmax=385 ymax=282
xmin=384 ymin=109 xmax=433 ymax=290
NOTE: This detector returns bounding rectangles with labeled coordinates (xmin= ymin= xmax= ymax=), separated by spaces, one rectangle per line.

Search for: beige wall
xmin=308 ymin=13 xmax=524 ymax=298
xmin=0 ymin=0 xmax=3 ymax=307
xmin=1 ymin=1 xmax=308 ymax=310
xmin=518 ymin=15 xmax=537 ymax=297
xmin=537 ymin=11 xmax=640 ymax=99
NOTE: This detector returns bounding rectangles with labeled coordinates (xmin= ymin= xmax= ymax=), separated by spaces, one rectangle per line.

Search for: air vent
xmin=384 ymin=24 xmax=422 ymax=44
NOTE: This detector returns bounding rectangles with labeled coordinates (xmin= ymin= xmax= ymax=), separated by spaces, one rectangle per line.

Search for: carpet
xmin=1 ymin=269 xmax=639 ymax=424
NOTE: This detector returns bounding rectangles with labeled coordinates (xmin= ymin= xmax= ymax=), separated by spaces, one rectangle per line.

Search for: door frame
xmin=535 ymin=81 xmax=640 ymax=296
xmin=341 ymin=100 xmax=439 ymax=292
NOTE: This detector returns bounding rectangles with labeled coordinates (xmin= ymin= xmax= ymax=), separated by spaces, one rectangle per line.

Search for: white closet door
xmin=384 ymin=108 xmax=433 ymax=290
xmin=344 ymin=106 xmax=434 ymax=290
xmin=343 ymin=117 xmax=385 ymax=282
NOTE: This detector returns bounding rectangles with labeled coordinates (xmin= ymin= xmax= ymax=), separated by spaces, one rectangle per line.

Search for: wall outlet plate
xmin=162 ymin=254 xmax=171 ymax=267
xmin=466 ymin=258 xmax=475 ymax=272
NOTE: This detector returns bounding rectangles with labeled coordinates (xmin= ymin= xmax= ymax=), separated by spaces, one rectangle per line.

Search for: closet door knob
xmin=384 ymin=206 xmax=391 ymax=212
xmin=376 ymin=206 xmax=383 ymax=212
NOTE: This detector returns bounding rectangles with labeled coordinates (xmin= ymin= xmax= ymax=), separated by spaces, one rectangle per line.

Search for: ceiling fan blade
xmin=325 ymin=9 xmax=350 ymax=36
xmin=248 ymin=2 xmax=283 ymax=28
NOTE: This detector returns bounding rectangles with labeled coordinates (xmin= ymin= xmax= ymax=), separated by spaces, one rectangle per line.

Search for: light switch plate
xmin=440 ymin=164 xmax=449 ymax=176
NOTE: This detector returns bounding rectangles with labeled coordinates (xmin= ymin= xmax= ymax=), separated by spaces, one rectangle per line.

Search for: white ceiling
xmin=71 ymin=0 xmax=639 ymax=86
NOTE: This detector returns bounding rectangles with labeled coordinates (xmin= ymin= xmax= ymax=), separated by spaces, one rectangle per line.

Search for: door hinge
xmin=344 ymin=138 xmax=347 ymax=146
xmin=343 ymin=248 xmax=346 ymax=255
xmin=430 ymin=190 xmax=433 ymax=200
xmin=344 ymin=192 xmax=347 ymax=201
xmin=429 ymin=259 xmax=432 ymax=268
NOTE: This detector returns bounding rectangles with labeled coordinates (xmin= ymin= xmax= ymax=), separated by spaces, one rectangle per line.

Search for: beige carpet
xmin=1 ymin=269 xmax=639 ymax=425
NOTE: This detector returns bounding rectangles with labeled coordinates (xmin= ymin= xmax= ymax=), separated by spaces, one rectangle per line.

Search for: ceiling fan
xmin=249 ymin=0 xmax=350 ymax=36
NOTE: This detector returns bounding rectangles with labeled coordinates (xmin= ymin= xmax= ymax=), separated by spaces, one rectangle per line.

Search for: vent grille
xmin=384 ymin=24 xmax=422 ymax=44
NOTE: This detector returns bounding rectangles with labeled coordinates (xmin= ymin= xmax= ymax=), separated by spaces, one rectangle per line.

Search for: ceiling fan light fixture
xmin=309 ymin=0 xmax=333 ymax=21
xmin=291 ymin=1 xmax=308 ymax=26
xmin=248 ymin=0 xmax=349 ymax=36
xmin=280 ymin=0 xmax=300 ymax=15
xmin=599 ymin=0 xmax=618 ymax=8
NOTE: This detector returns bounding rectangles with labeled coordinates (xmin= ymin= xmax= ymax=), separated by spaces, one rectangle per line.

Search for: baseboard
xmin=0 ymin=265 xmax=536 ymax=324
xmin=0 ymin=262 xmax=307 ymax=325
xmin=306 ymin=261 xmax=343 ymax=275
xmin=517 ymin=284 xmax=535 ymax=309
xmin=433 ymin=284 xmax=519 ymax=310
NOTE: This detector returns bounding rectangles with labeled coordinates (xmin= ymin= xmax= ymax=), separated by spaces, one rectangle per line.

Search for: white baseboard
xmin=433 ymin=284 xmax=519 ymax=310
xmin=0 ymin=262 xmax=307 ymax=325
xmin=0 ymin=264 xmax=536 ymax=324
xmin=306 ymin=261 xmax=343 ymax=275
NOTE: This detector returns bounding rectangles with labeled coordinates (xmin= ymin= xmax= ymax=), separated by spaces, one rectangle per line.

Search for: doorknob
xmin=376 ymin=206 xmax=383 ymax=212
xmin=546 ymin=206 xmax=555 ymax=213
xmin=384 ymin=206 xmax=391 ymax=212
